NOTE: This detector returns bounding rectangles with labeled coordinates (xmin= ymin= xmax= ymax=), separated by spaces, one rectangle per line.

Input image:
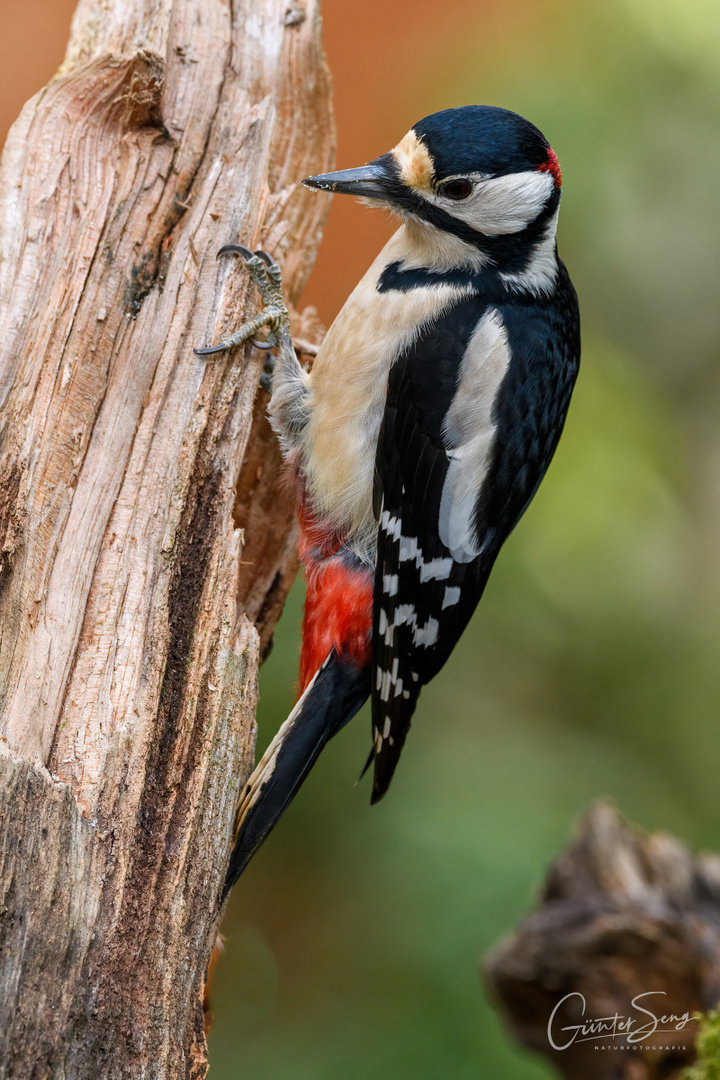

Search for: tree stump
xmin=0 ymin=0 xmax=333 ymax=1076
xmin=485 ymin=802 xmax=720 ymax=1080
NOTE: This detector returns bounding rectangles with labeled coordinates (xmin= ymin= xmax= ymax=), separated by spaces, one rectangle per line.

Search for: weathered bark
xmin=485 ymin=802 xmax=720 ymax=1080
xmin=0 ymin=1 xmax=333 ymax=1077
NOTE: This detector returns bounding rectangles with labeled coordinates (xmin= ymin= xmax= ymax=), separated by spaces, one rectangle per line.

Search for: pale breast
xmin=303 ymin=226 xmax=473 ymax=560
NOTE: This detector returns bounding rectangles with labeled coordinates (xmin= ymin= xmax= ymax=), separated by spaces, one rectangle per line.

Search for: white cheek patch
xmin=500 ymin=206 xmax=560 ymax=295
xmin=441 ymin=170 xmax=555 ymax=236
xmin=439 ymin=309 xmax=512 ymax=561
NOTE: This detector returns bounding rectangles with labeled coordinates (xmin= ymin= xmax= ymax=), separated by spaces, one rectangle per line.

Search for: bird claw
xmin=194 ymin=245 xmax=290 ymax=364
xmin=258 ymin=352 xmax=276 ymax=394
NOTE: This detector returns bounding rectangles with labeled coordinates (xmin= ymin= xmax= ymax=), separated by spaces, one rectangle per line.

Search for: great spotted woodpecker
xmin=197 ymin=105 xmax=580 ymax=895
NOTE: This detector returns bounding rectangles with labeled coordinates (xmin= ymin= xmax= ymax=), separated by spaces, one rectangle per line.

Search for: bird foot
xmin=194 ymin=246 xmax=290 ymax=384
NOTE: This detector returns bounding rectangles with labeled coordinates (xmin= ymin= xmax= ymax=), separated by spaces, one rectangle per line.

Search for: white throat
xmin=402 ymin=219 xmax=489 ymax=273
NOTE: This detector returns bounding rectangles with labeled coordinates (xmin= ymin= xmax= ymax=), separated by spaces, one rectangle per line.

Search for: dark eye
xmin=439 ymin=178 xmax=473 ymax=200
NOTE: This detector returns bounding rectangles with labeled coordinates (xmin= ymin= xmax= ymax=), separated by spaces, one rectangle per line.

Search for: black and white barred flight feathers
xmin=370 ymin=266 xmax=579 ymax=798
xmin=221 ymin=104 xmax=580 ymax=887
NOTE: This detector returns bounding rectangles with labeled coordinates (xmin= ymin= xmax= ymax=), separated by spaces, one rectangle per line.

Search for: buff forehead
xmin=391 ymin=130 xmax=435 ymax=192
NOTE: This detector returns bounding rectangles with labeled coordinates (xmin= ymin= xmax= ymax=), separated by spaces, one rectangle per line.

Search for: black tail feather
xmin=223 ymin=650 xmax=370 ymax=897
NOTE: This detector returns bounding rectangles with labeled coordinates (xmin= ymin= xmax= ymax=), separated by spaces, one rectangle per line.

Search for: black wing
xmin=370 ymin=267 xmax=580 ymax=802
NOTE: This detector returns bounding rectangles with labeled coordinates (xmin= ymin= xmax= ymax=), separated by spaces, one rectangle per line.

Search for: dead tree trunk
xmin=0 ymin=1 xmax=333 ymax=1077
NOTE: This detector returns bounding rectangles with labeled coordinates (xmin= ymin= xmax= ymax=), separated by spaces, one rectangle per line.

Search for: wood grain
xmin=0 ymin=1 xmax=333 ymax=1076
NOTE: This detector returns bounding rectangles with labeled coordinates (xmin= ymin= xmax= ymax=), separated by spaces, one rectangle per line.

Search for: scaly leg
xmin=195 ymin=245 xmax=285 ymax=364
xmin=195 ymin=245 xmax=310 ymax=453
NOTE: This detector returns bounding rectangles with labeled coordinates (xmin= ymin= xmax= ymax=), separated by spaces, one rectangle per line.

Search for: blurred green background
xmin=3 ymin=0 xmax=718 ymax=1075
xmin=210 ymin=0 xmax=720 ymax=1076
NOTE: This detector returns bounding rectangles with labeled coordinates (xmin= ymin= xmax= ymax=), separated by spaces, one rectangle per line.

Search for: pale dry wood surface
xmin=0 ymin=0 xmax=333 ymax=1076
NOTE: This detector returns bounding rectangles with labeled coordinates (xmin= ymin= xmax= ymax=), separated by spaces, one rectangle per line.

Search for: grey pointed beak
xmin=302 ymin=159 xmax=396 ymax=202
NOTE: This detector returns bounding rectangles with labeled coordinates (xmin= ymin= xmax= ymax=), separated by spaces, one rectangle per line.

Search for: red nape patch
xmin=298 ymin=557 xmax=373 ymax=696
xmin=537 ymin=147 xmax=562 ymax=189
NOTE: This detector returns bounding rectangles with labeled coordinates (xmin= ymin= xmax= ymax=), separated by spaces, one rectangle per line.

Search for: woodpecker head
xmin=304 ymin=106 xmax=562 ymax=271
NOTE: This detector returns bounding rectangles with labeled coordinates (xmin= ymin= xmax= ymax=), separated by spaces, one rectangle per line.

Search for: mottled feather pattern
xmin=219 ymin=106 xmax=583 ymax=892
xmin=370 ymin=266 xmax=579 ymax=801
xmin=371 ymin=295 xmax=486 ymax=799
xmin=303 ymin=228 xmax=473 ymax=558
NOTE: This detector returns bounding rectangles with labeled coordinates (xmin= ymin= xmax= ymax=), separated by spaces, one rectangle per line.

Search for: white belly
xmin=303 ymin=226 xmax=473 ymax=561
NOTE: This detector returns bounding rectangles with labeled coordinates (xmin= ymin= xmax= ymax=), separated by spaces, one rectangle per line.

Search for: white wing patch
xmin=382 ymin=573 xmax=399 ymax=596
xmin=380 ymin=508 xmax=402 ymax=541
xmin=376 ymin=658 xmax=406 ymax=705
xmin=378 ymin=605 xmax=440 ymax=651
xmin=439 ymin=308 xmax=512 ymax=562
xmin=394 ymin=533 xmax=453 ymax=580
xmin=442 ymin=586 xmax=461 ymax=609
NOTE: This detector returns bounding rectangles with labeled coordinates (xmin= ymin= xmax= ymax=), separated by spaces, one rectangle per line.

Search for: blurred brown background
xmin=4 ymin=2 xmax=720 ymax=1078
xmin=0 ymin=0 xmax=489 ymax=326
